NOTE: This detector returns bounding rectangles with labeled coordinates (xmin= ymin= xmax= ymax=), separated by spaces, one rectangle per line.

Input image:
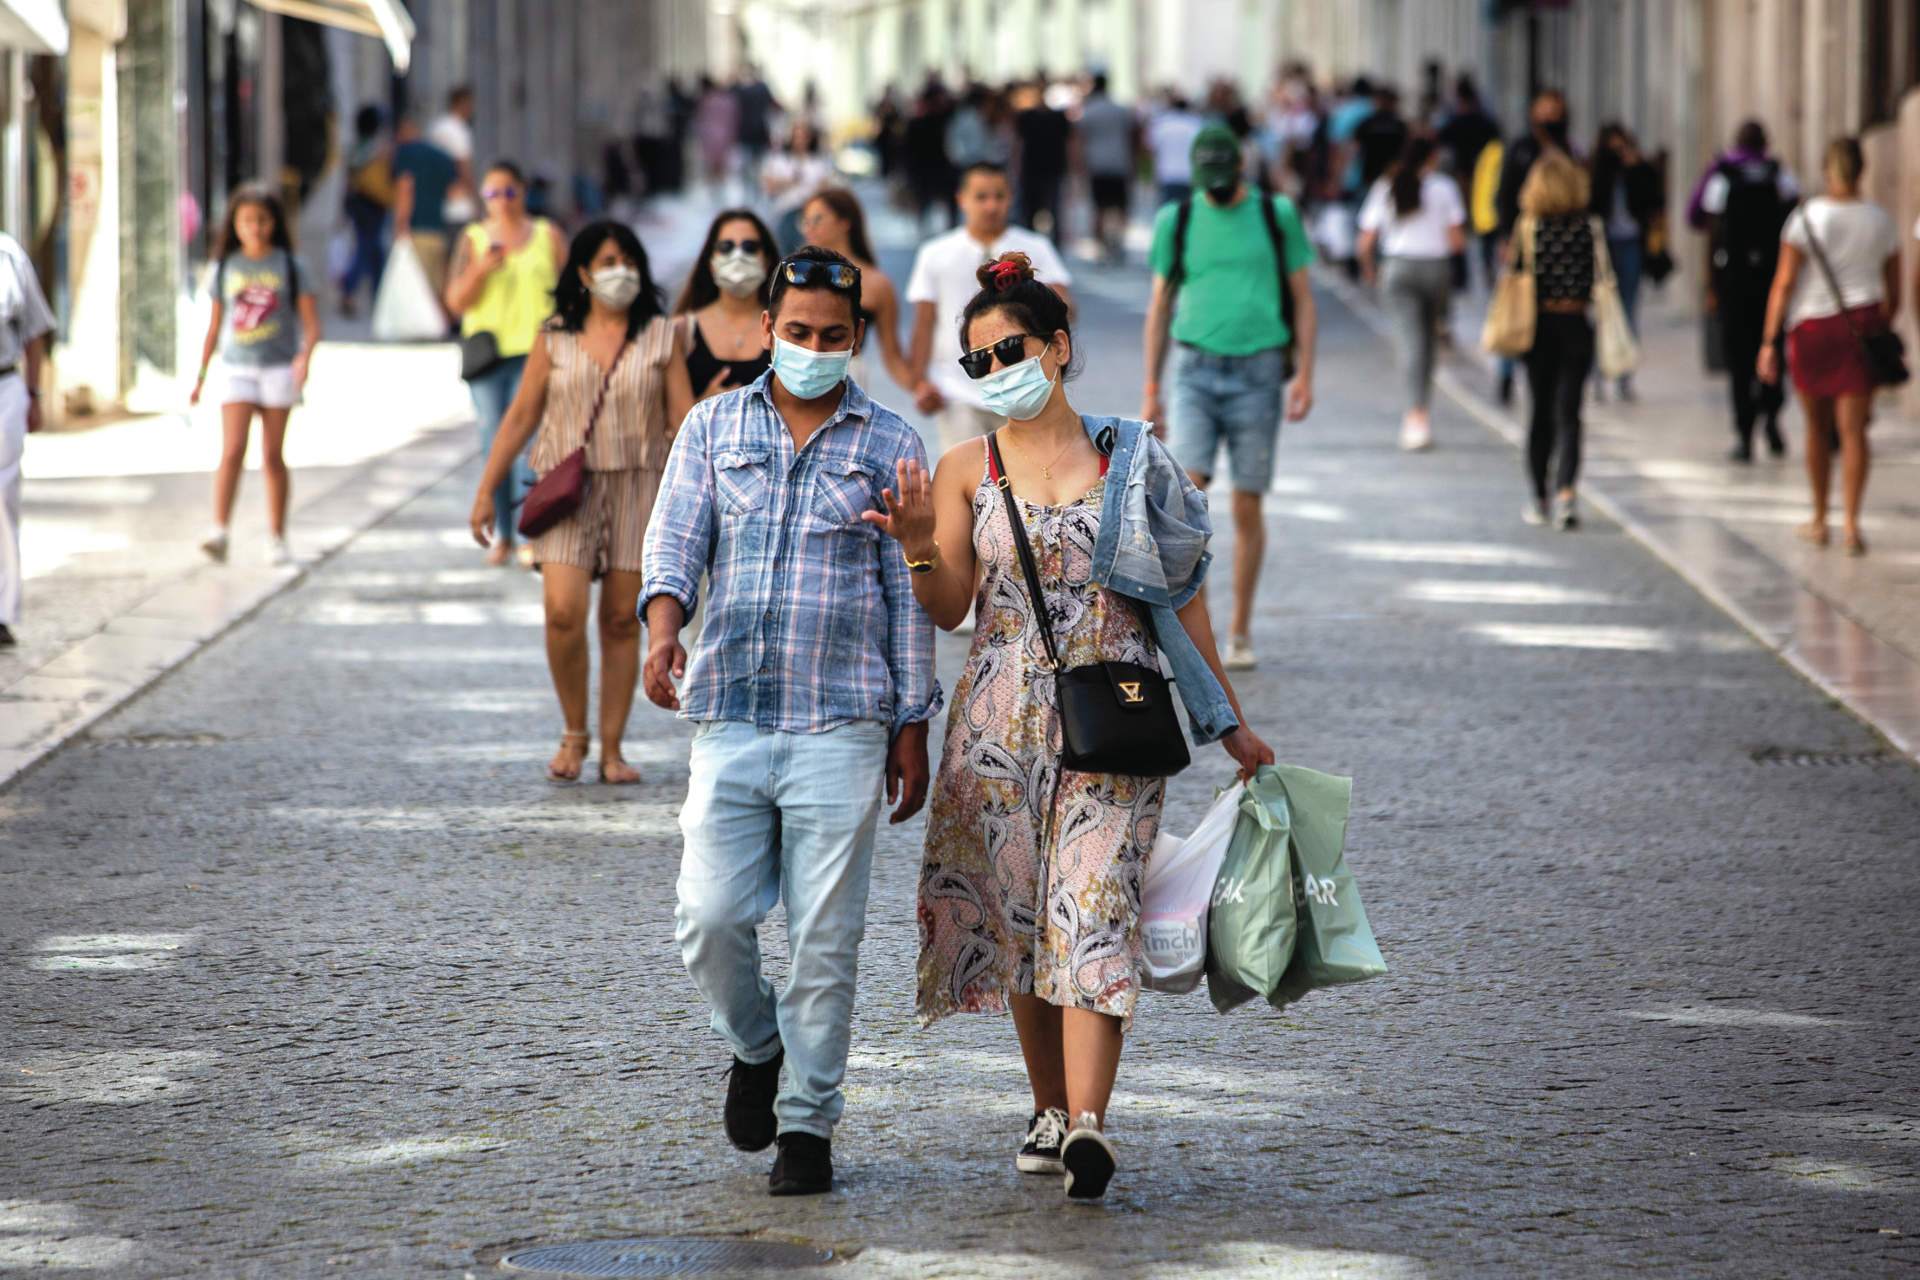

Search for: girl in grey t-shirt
xmin=189 ymin=183 xmax=320 ymax=566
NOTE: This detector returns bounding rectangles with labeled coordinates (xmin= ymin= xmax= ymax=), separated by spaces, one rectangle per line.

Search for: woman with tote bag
xmin=863 ymin=254 xmax=1272 ymax=1202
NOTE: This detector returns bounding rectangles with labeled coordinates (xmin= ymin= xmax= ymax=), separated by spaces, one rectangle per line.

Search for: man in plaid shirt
xmin=642 ymin=247 xmax=941 ymax=1196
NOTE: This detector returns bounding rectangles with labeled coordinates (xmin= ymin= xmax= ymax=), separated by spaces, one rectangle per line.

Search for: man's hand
xmin=913 ymin=380 xmax=945 ymax=413
xmin=885 ymin=720 xmax=930 ymax=824
xmin=641 ymin=596 xmax=689 ymax=711
xmin=1142 ymin=387 xmax=1165 ymax=433
xmin=1285 ymin=375 xmax=1314 ymax=422
xmin=26 ymin=394 xmax=40 ymax=434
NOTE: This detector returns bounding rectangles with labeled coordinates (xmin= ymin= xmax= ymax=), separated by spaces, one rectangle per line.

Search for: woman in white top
xmin=1358 ymin=136 xmax=1466 ymax=451
xmin=1758 ymin=138 xmax=1900 ymax=556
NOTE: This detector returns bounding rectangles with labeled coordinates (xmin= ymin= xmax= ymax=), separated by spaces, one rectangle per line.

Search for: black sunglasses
xmin=777 ymin=259 xmax=860 ymax=290
xmin=959 ymin=332 xmax=1042 ymax=380
xmin=715 ymin=237 xmax=762 ymax=256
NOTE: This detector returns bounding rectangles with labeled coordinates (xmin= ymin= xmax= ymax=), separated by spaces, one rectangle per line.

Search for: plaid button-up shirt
xmin=642 ymin=372 xmax=942 ymax=736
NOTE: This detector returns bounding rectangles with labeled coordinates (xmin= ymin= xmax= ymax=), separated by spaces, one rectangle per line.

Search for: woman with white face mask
xmin=863 ymin=252 xmax=1274 ymax=1203
xmin=469 ymin=221 xmax=695 ymax=783
xmin=674 ymin=209 xmax=780 ymax=402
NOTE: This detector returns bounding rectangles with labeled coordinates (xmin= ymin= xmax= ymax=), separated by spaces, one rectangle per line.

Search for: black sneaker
xmin=1016 ymin=1108 xmax=1069 ymax=1174
xmin=0 ymin=623 xmax=14 ymax=648
xmin=1060 ymin=1113 xmax=1117 ymax=1201
xmin=767 ymin=1131 xmax=832 ymax=1196
xmin=1728 ymin=440 xmax=1754 ymax=463
xmin=1764 ymin=421 xmax=1787 ymax=458
xmin=723 ymin=1049 xmax=782 ymax=1152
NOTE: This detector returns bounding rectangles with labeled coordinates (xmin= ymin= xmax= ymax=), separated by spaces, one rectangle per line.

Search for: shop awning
xmin=245 ymin=0 xmax=414 ymax=73
xmin=0 ymin=0 xmax=69 ymax=55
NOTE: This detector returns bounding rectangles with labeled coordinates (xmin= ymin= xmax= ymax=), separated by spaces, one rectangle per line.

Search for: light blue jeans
xmin=1166 ymin=343 xmax=1287 ymax=493
xmin=469 ymin=353 xmax=531 ymax=543
xmin=674 ymin=717 xmax=890 ymax=1139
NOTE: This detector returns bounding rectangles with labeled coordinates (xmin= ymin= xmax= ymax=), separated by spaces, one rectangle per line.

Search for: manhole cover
xmin=499 ymin=1238 xmax=833 ymax=1277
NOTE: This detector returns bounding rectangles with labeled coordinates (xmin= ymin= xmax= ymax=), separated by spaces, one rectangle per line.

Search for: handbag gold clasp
xmin=1118 ymin=681 xmax=1144 ymax=703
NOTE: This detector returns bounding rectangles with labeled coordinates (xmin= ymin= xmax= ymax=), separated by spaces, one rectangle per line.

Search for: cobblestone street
xmin=2 ymin=272 xmax=1916 ymax=1279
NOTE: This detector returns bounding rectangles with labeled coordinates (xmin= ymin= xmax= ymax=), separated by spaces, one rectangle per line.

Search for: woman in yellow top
xmin=468 ymin=221 xmax=695 ymax=783
xmin=446 ymin=160 xmax=567 ymax=566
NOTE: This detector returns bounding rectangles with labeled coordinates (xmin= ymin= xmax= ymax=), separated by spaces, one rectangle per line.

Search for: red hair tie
xmin=989 ymin=261 xmax=1023 ymax=290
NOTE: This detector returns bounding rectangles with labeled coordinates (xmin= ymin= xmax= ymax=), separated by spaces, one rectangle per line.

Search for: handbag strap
xmin=1587 ymin=215 xmax=1619 ymax=296
xmin=1796 ymin=205 xmax=1871 ymax=346
xmin=580 ymin=337 xmax=630 ymax=449
xmin=986 ymin=432 xmax=1063 ymax=672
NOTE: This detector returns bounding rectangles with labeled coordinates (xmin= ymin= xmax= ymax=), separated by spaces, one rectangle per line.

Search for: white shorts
xmin=216 ymin=362 xmax=301 ymax=409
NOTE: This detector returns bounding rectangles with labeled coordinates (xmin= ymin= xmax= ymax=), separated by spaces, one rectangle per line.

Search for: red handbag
xmin=518 ymin=340 xmax=627 ymax=538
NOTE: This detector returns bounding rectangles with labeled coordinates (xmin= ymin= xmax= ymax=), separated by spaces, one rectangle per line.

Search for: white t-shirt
xmin=1356 ymin=174 xmax=1465 ymax=260
xmin=1782 ymin=197 xmax=1896 ymax=326
xmin=430 ymin=113 xmax=478 ymax=223
xmin=906 ymin=225 xmax=1073 ymax=408
xmin=1150 ymin=110 xmax=1202 ymax=183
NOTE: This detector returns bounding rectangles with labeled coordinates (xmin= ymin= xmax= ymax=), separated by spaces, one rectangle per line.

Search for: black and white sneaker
xmin=1060 ymin=1112 xmax=1117 ymax=1201
xmin=1016 ymin=1108 xmax=1069 ymax=1174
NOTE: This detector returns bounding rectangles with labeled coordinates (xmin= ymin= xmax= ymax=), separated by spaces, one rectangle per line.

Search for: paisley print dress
xmin=916 ymin=460 xmax=1165 ymax=1031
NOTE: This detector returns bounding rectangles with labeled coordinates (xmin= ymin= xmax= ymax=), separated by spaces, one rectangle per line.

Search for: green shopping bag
xmin=1205 ymin=765 xmax=1387 ymax=1013
xmin=1203 ymin=769 xmax=1299 ymax=1013
xmin=1267 ymin=764 xmax=1387 ymax=1008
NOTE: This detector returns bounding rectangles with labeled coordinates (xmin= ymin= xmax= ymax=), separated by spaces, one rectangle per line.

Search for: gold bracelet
xmin=904 ymin=542 xmax=940 ymax=574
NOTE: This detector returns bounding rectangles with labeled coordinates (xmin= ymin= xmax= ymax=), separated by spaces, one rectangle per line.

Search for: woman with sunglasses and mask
xmin=446 ymin=160 xmax=567 ymax=565
xmin=674 ymin=209 xmax=780 ymax=404
xmin=864 ymin=253 xmax=1273 ymax=1201
xmin=799 ymin=188 xmax=917 ymax=396
xmin=469 ymin=221 xmax=695 ymax=783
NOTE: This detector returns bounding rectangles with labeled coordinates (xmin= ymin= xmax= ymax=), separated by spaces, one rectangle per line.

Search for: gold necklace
xmin=1000 ymin=427 xmax=1078 ymax=480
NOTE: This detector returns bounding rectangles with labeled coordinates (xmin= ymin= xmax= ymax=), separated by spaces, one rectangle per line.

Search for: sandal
xmin=1796 ymin=521 xmax=1829 ymax=548
xmin=598 ymin=756 xmax=642 ymax=785
xmin=548 ymin=730 xmax=590 ymax=783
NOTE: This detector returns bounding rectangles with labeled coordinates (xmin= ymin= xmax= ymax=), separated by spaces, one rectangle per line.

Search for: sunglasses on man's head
xmin=776 ymin=259 xmax=860 ymax=290
xmin=959 ymin=333 xmax=1042 ymax=380
xmin=715 ymin=238 xmax=762 ymax=256
xmin=481 ymin=185 xmax=520 ymax=200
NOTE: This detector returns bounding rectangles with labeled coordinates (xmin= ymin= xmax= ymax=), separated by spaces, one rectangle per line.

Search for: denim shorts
xmin=1166 ymin=344 xmax=1286 ymax=493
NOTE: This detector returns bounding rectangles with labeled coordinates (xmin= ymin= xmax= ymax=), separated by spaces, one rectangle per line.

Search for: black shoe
xmin=1497 ymin=372 xmax=1514 ymax=405
xmin=0 ymin=624 xmax=14 ymax=648
xmin=1060 ymin=1116 xmax=1117 ymax=1201
xmin=1017 ymin=1108 xmax=1069 ymax=1174
xmin=768 ymin=1131 xmax=832 ymax=1196
xmin=1728 ymin=441 xmax=1754 ymax=463
xmin=724 ymin=1049 xmax=783 ymax=1152
xmin=1764 ymin=422 xmax=1786 ymax=458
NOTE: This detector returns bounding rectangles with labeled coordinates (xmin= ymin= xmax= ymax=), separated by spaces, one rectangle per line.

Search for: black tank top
xmin=685 ymin=318 xmax=771 ymax=394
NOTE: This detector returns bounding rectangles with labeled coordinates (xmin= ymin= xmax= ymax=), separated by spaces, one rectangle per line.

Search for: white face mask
xmin=588 ymin=265 xmax=642 ymax=309
xmin=712 ymin=250 xmax=768 ymax=299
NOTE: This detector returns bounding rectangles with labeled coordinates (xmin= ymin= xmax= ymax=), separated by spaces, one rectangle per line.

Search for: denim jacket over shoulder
xmin=1083 ymin=414 xmax=1239 ymax=745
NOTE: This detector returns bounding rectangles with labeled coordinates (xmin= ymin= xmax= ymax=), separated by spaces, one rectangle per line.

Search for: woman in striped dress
xmin=470 ymin=221 xmax=695 ymax=782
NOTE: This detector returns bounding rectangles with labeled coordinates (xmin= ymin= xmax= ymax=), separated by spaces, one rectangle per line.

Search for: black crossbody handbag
xmin=1798 ymin=206 xmax=1909 ymax=387
xmin=989 ymin=434 xmax=1191 ymax=778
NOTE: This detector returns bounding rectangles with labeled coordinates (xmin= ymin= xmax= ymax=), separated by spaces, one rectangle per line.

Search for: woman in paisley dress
xmin=864 ymin=254 xmax=1271 ymax=1200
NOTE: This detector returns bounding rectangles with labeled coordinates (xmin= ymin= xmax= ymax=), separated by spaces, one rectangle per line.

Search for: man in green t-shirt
xmin=1143 ymin=125 xmax=1317 ymax=671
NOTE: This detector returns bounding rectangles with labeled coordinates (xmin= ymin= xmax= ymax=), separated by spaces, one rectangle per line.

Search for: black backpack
xmin=1712 ymin=157 xmax=1788 ymax=281
xmin=1168 ymin=194 xmax=1298 ymax=379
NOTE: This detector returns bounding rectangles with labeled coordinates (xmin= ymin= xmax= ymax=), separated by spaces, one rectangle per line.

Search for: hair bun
xmin=977 ymin=252 xmax=1036 ymax=292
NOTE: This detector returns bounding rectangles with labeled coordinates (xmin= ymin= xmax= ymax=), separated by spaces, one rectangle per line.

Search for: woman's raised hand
xmin=861 ymin=457 xmax=938 ymax=560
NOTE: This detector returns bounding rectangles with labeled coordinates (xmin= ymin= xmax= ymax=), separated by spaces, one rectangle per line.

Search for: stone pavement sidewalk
xmin=1 ymin=343 xmax=477 ymax=788
xmin=1331 ymin=268 xmax=1920 ymax=757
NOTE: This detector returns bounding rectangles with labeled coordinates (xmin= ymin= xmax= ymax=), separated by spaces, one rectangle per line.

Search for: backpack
xmin=1168 ymin=194 xmax=1298 ymax=379
xmin=1712 ymin=157 xmax=1789 ymax=281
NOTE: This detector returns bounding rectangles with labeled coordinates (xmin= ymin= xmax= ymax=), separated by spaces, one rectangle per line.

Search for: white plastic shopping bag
xmin=370 ymin=236 xmax=447 ymax=341
xmin=1139 ymin=782 xmax=1244 ymax=993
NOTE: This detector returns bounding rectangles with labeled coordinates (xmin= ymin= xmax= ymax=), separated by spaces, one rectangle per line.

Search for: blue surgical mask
xmin=976 ymin=355 xmax=1056 ymax=420
xmin=770 ymin=337 xmax=852 ymax=400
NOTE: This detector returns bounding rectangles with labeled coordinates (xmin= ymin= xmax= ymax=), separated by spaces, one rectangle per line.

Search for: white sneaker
xmin=1554 ymin=493 xmax=1579 ymax=531
xmin=267 ymin=537 xmax=293 ymax=566
xmin=200 ymin=527 xmax=229 ymax=563
xmin=1223 ymin=633 xmax=1256 ymax=671
xmin=1398 ymin=413 xmax=1433 ymax=451
xmin=1521 ymin=500 xmax=1548 ymax=527
xmin=1060 ymin=1112 xmax=1117 ymax=1201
